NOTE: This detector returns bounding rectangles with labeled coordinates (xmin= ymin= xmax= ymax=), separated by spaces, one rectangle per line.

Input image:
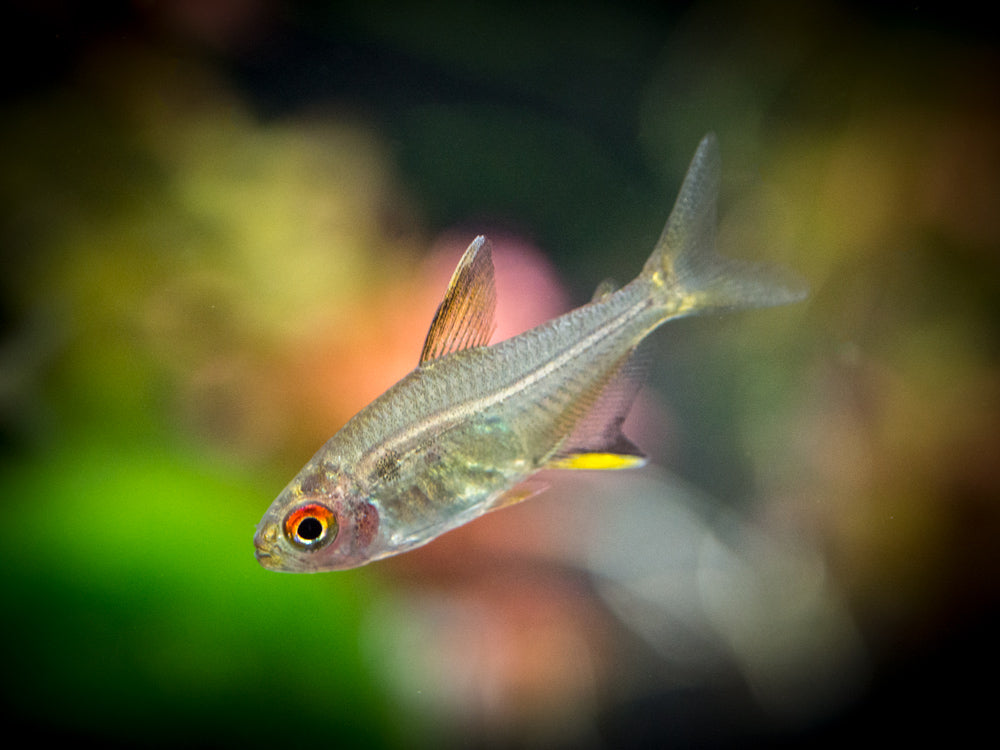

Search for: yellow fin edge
xmin=548 ymin=452 xmax=647 ymax=471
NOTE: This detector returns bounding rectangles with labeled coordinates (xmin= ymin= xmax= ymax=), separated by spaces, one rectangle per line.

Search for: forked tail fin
xmin=643 ymin=133 xmax=807 ymax=315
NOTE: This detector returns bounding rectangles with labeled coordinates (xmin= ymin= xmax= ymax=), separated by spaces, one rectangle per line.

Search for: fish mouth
xmin=253 ymin=544 xmax=282 ymax=569
xmin=253 ymin=523 xmax=282 ymax=568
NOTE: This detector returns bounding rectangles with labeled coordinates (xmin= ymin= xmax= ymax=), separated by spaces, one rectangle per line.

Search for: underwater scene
xmin=2 ymin=2 xmax=997 ymax=747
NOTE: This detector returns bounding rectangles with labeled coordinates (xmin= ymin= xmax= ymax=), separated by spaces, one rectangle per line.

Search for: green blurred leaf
xmin=0 ymin=434 xmax=400 ymax=746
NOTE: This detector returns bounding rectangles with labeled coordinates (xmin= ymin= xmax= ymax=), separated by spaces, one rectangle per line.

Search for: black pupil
xmin=297 ymin=516 xmax=324 ymax=541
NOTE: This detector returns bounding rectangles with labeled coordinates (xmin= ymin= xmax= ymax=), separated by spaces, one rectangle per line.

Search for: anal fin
xmin=546 ymin=346 xmax=649 ymax=472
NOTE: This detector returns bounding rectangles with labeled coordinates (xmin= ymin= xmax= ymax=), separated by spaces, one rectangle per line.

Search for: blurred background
xmin=2 ymin=1 xmax=998 ymax=746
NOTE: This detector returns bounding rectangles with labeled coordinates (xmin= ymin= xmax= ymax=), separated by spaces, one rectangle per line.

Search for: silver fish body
xmin=254 ymin=134 xmax=805 ymax=572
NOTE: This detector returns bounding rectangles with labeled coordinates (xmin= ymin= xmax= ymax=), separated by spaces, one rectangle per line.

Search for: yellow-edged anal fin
xmin=548 ymin=452 xmax=648 ymax=470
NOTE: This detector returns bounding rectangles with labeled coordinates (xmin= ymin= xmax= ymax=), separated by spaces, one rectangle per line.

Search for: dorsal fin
xmin=420 ymin=236 xmax=497 ymax=364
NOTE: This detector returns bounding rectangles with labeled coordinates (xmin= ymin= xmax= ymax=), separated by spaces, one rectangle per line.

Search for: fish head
xmin=253 ymin=462 xmax=380 ymax=572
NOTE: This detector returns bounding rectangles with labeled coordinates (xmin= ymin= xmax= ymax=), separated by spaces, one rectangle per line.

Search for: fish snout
xmin=253 ymin=522 xmax=282 ymax=568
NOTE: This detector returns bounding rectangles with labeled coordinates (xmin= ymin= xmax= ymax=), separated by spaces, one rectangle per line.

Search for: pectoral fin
xmin=420 ymin=236 xmax=497 ymax=363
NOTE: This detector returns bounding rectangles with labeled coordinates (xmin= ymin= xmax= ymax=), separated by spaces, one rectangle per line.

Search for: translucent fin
xmin=488 ymin=478 xmax=550 ymax=511
xmin=591 ymin=278 xmax=619 ymax=302
xmin=548 ymin=348 xmax=648 ymax=471
xmin=420 ymin=236 xmax=497 ymax=363
xmin=643 ymin=133 xmax=808 ymax=314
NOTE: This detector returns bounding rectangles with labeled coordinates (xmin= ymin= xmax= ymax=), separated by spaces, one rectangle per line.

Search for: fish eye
xmin=284 ymin=503 xmax=338 ymax=550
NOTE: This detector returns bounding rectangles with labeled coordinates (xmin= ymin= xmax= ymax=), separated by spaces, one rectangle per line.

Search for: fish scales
xmin=342 ymin=280 xmax=657 ymax=470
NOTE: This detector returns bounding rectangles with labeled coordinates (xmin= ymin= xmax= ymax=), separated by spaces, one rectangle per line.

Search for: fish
xmin=253 ymin=133 xmax=805 ymax=572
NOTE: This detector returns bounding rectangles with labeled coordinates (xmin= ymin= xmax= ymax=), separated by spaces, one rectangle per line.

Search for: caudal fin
xmin=643 ymin=134 xmax=807 ymax=314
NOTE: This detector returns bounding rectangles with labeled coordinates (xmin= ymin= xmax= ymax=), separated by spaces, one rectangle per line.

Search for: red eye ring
xmin=284 ymin=503 xmax=338 ymax=550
